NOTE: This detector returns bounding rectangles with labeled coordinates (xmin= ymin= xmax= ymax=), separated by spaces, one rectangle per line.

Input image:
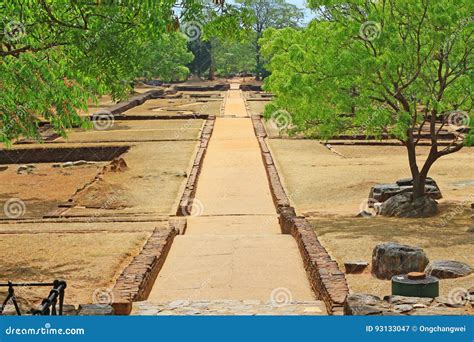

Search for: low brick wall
xmin=177 ymin=116 xmax=216 ymax=216
xmin=175 ymin=84 xmax=230 ymax=91
xmin=240 ymin=84 xmax=262 ymax=91
xmin=0 ymin=146 xmax=130 ymax=164
xmin=107 ymin=89 xmax=165 ymax=115
xmin=250 ymin=115 xmax=350 ymax=315
xmin=112 ymin=226 xmax=178 ymax=315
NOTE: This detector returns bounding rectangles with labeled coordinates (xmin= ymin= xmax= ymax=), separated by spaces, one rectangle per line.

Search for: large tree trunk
xmin=208 ymin=55 xmax=216 ymax=81
xmin=406 ymin=115 xmax=440 ymax=200
xmin=255 ymin=32 xmax=263 ymax=81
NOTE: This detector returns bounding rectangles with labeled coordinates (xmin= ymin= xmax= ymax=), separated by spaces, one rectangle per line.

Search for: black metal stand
xmin=0 ymin=280 xmax=67 ymax=316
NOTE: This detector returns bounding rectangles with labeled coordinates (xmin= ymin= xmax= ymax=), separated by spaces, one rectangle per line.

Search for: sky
xmin=288 ymin=0 xmax=316 ymax=23
xmin=226 ymin=0 xmax=316 ymax=24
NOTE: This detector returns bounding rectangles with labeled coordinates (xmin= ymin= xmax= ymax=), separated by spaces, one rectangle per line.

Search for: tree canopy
xmin=236 ymin=0 xmax=305 ymax=79
xmin=261 ymin=0 xmax=473 ymax=198
xmin=0 ymin=0 xmax=230 ymax=144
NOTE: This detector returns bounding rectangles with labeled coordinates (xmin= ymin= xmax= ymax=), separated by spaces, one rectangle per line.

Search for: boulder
xmin=371 ymin=242 xmax=429 ymax=280
xmin=379 ymin=193 xmax=438 ymax=218
xmin=344 ymin=294 xmax=388 ymax=315
xmin=467 ymin=227 xmax=474 ymax=233
xmin=0 ymin=166 xmax=7 ymax=172
xmin=344 ymin=261 xmax=369 ymax=274
xmin=425 ymin=260 xmax=472 ymax=279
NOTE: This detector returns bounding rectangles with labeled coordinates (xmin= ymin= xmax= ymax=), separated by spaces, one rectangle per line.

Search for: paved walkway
xmin=135 ymin=84 xmax=325 ymax=314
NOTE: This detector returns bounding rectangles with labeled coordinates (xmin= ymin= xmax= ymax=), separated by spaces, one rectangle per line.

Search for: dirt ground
xmin=269 ymin=140 xmax=474 ymax=216
xmin=269 ymin=139 xmax=474 ymax=298
xmin=0 ymin=87 xmax=204 ymax=309
xmin=0 ymin=163 xmax=105 ymax=219
xmin=121 ymin=97 xmax=223 ymax=117
xmin=56 ymin=120 xmax=204 ymax=143
xmin=0 ymin=222 xmax=155 ymax=308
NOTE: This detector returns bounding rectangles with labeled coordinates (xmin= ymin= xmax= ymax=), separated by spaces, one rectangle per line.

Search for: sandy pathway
xmin=142 ymin=84 xmax=324 ymax=313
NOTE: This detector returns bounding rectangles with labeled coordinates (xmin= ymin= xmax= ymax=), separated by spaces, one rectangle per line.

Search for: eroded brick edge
xmin=107 ymin=89 xmax=165 ymax=116
xmin=176 ymin=116 xmax=216 ymax=217
xmin=250 ymin=115 xmax=349 ymax=315
xmin=112 ymin=225 xmax=178 ymax=315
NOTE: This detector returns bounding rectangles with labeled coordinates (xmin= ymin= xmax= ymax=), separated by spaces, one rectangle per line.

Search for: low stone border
xmin=345 ymin=293 xmax=474 ymax=316
xmin=0 ymin=146 xmax=130 ymax=165
xmin=240 ymin=84 xmax=262 ymax=91
xmin=176 ymin=116 xmax=216 ymax=217
xmin=112 ymin=114 xmax=210 ymax=121
xmin=175 ymin=84 xmax=229 ymax=92
xmin=107 ymin=89 xmax=165 ymax=115
xmin=133 ymin=300 xmax=327 ymax=316
xmin=250 ymin=115 xmax=349 ymax=315
xmin=112 ymin=225 xmax=178 ymax=315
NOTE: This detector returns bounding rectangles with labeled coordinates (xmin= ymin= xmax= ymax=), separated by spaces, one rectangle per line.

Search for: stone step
xmin=185 ymin=215 xmax=281 ymax=235
xmin=132 ymin=300 xmax=327 ymax=316
xmin=147 ymin=235 xmax=314 ymax=303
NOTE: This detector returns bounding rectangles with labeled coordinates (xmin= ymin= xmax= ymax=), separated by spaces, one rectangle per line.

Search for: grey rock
xmin=344 ymin=294 xmax=387 ymax=315
xmin=385 ymin=295 xmax=433 ymax=305
xmin=62 ymin=162 xmax=74 ymax=168
xmin=379 ymin=193 xmax=438 ymax=218
xmin=393 ymin=304 xmax=413 ymax=313
xmin=425 ymin=260 xmax=472 ymax=279
xmin=372 ymin=242 xmax=429 ymax=280
xmin=62 ymin=304 xmax=77 ymax=316
xmin=344 ymin=261 xmax=369 ymax=274
xmin=370 ymin=178 xmax=442 ymax=204
xmin=345 ymin=304 xmax=384 ymax=316
xmin=78 ymin=304 xmax=114 ymax=316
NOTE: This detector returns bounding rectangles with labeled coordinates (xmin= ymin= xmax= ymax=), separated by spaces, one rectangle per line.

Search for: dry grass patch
xmin=0 ymin=231 xmax=151 ymax=307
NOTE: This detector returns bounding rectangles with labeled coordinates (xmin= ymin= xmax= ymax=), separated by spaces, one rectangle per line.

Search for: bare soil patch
xmin=56 ymin=120 xmax=204 ymax=143
xmin=0 ymin=163 xmax=105 ymax=219
xmin=0 ymin=228 xmax=152 ymax=307
xmin=269 ymin=139 xmax=474 ymax=298
xmin=269 ymin=140 xmax=474 ymax=216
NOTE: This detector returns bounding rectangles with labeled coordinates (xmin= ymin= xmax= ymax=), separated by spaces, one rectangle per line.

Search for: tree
xmin=187 ymin=39 xmax=212 ymax=78
xmin=0 ymin=0 xmax=212 ymax=144
xmin=214 ymin=38 xmax=256 ymax=78
xmin=236 ymin=0 xmax=304 ymax=79
xmin=179 ymin=0 xmax=252 ymax=80
xmin=261 ymin=0 xmax=473 ymax=202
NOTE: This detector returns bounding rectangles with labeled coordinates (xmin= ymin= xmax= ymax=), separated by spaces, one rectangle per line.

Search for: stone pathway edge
xmin=112 ymin=226 xmax=178 ymax=315
xmin=176 ymin=116 xmax=216 ymax=218
xmin=111 ymin=115 xmax=217 ymax=315
xmin=250 ymin=114 xmax=350 ymax=315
